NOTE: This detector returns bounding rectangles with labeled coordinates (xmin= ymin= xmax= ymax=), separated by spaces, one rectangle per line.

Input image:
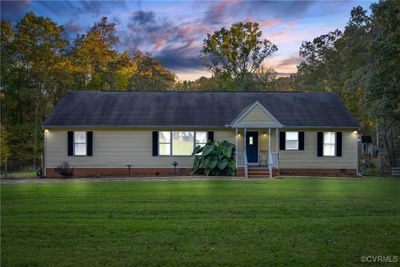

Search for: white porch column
xmin=235 ymin=128 xmax=238 ymax=167
xmin=243 ymin=128 xmax=247 ymax=159
xmin=268 ymin=128 xmax=271 ymax=152
xmin=268 ymin=128 xmax=272 ymax=178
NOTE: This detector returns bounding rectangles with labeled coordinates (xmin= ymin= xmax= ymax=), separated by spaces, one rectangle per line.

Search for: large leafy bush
xmin=191 ymin=140 xmax=236 ymax=176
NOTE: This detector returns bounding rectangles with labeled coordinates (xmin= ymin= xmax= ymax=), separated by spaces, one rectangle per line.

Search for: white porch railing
xmin=237 ymin=151 xmax=278 ymax=178
xmin=269 ymin=152 xmax=279 ymax=169
xmin=236 ymin=152 xmax=248 ymax=179
xmin=267 ymin=151 xmax=279 ymax=178
xmin=244 ymin=153 xmax=248 ymax=179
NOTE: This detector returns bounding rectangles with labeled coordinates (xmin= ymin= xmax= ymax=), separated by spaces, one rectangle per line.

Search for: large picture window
xmin=172 ymin=131 xmax=194 ymax=155
xmin=74 ymin=131 xmax=87 ymax=156
xmin=323 ymin=132 xmax=336 ymax=156
xmin=159 ymin=131 xmax=207 ymax=156
xmin=285 ymin=131 xmax=299 ymax=150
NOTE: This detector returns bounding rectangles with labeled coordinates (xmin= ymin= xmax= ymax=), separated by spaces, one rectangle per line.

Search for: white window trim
xmin=73 ymin=131 xmax=87 ymax=156
xmin=158 ymin=131 xmax=172 ymax=156
xmin=285 ymin=131 xmax=299 ymax=150
xmin=323 ymin=132 xmax=336 ymax=157
xmin=159 ymin=131 xmax=208 ymax=156
xmin=194 ymin=131 xmax=208 ymax=148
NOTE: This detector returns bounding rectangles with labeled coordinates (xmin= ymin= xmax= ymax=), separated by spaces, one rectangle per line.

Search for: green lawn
xmin=1 ymin=178 xmax=399 ymax=266
xmin=2 ymin=171 xmax=36 ymax=179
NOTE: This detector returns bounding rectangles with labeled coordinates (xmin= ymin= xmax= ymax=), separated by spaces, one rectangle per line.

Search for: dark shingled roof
xmin=43 ymin=91 xmax=359 ymax=128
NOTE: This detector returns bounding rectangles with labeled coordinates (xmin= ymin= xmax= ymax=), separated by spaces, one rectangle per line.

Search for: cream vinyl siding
xmin=260 ymin=129 xmax=278 ymax=152
xmin=279 ymin=130 xmax=357 ymax=169
xmin=46 ymin=128 xmax=357 ymax=169
xmin=46 ymin=129 xmax=234 ymax=168
xmin=235 ymin=129 xmax=357 ymax=169
xmin=240 ymin=106 xmax=275 ymax=124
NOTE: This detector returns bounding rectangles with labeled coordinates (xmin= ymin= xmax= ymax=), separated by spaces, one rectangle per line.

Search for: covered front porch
xmin=235 ymin=128 xmax=280 ymax=178
xmin=230 ymin=101 xmax=283 ymax=178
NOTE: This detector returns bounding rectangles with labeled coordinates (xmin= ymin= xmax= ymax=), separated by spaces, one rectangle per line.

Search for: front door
xmin=246 ymin=131 xmax=259 ymax=163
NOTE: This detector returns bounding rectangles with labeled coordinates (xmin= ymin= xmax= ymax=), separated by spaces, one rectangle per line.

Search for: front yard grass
xmin=1 ymin=178 xmax=399 ymax=266
xmin=1 ymin=171 xmax=36 ymax=179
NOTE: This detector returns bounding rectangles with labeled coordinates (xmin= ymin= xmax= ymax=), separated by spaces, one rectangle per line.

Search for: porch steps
xmin=248 ymin=166 xmax=270 ymax=178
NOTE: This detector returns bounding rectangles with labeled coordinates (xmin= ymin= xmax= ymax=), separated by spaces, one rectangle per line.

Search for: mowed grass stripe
xmin=2 ymin=178 xmax=399 ymax=266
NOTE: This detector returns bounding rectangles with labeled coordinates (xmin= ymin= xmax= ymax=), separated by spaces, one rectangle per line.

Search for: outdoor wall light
xmin=44 ymin=129 xmax=49 ymax=133
xmin=353 ymin=130 xmax=358 ymax=134
xmin=263 ymin=132 xmax=267 ymax=136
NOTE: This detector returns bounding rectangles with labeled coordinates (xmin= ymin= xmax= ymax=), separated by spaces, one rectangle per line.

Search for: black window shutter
xmin=336 ymin=132 xmax=342 ymax=157
xmin=87 ymin=131 xmax=93 ymax=156
xmin=207 ymin=131 xmax=214 ymax=142
xmin=68 ymin=131 xmax=74 ymax=156
xmin=152 ymin=131 xmax=159 ymax=156
xmin=299 ymin=132 xmax=305 ymax=150
xmin=279 ymin=131 xmax=285 ymax=150
xmin=317 ymin=132 xmax=323 ymax=157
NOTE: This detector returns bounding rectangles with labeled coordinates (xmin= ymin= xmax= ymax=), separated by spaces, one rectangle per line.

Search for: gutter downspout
xmin=44 ymin=129 xmax=48 ymax=177
xmin=355 ymin=130 xmax=362 ymax=177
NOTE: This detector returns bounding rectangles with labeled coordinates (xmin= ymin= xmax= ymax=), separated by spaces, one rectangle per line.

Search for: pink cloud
xmin=275 ymin=56 xmax=302 ymax=68
xmin=203 ymin=0 xmax=241 ymax=25
xmin=259 ymin=19 xmax=280 ymax=28
xmin=265 ymin=30 xmax=308 ymax=44
xmin=286 ymin=23 xmax=298 ymax=29
xmin=178 ymin=26 xmax=194 ymax=35
xmin=266 ymin=56 xmax=300 ymax=73
xmin=269 ymin=31 xmax=286 ymax=38
xmin=244 ymin=18 xmax=279 ymax=28
xmin=211 ymin=0 xmax=240 ymax=15
xmin=153 ymin=38 xmax=167 ymax=50
xmin=275 ymin=64 xmax=297 ymax=73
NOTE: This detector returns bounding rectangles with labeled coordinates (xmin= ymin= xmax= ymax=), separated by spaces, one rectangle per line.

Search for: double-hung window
xmin=159 ymin=131 xmax=172 ymax=156
xmin=285 ymin=131 xmax=299 ymax=150
xmin=74 ymin=131 xmax=87 ymax=156
xmin=323 ymin=132 xmax=336 ymax=156
xmin=159 ymin=131 xmax=207 ymax=156
xmin=195 ymin=132 xmax=207 ymax=148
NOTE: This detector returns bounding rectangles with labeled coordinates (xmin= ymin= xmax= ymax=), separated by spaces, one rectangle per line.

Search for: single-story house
xmin=43 ymin=91 xmax=359 ymax=178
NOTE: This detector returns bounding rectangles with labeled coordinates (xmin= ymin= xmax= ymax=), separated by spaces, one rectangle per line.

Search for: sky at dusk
xmin=1 ymin=0 xmax=375 ymax=80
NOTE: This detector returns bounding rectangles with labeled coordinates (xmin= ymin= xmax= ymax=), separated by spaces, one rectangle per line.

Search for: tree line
xmin=292 ymin=2 xmax=399 ymax=168
xmin=1 ymin=0 xmax=399 ymax=171
xmin=1 ymin=13 xmax=176 ymax=170
xmin=193 ymin=1 xmax=399 ymax=168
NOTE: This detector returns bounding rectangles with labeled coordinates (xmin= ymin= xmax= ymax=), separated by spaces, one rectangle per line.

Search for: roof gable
xmin=231 ymin=101 xmax=283 ymax=128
